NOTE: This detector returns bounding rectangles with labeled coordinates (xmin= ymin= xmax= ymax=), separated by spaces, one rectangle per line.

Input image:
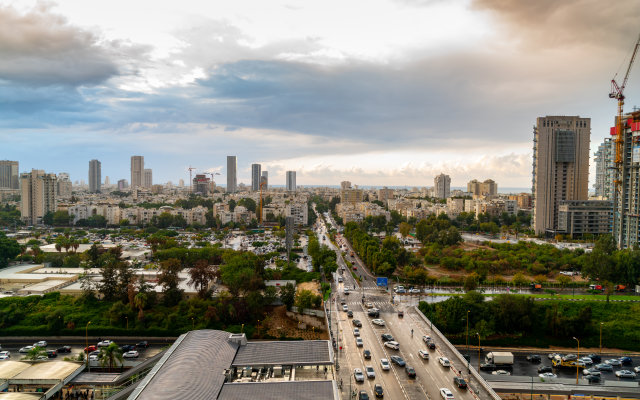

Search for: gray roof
xmin=129 ymin=330 xmax=239 ymax=400
xmin=218 ymin=380 xmax=338 ymax=400
xmin=232 ymin=340 xmax=332 ymax=367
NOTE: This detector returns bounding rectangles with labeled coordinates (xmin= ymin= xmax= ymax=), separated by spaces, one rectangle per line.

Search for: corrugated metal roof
xmin=232 ymin=340 xmax=331 ymax=367
xmin=129 ymin=330 xmax=239 ymax=400
xmin=218 ymin=380 xmax=337 ymax=400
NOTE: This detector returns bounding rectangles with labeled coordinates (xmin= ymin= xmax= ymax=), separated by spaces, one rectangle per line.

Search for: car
xmin=343 ymin=305 xmax=349 ymax=312
xmin=398 ymin=311 xmax=404 ymax=317
xmin=120 ymin=345 xmax=136 ymax=352
xmin=409 ymin=288 xmax=421 ymax=294
xmin=354 ymin=368 xmax=365 ymax=382
xmin=353 ymin=319 xmax=362 ymax=327
xmin=615 ymin=370 xmax=637 ymax=378
xmin=344 ymin=289 xmax=350 ymax=295
xmin=396 ymin=288 xmax=406 ymax=293
xmin=381 ymin=334 xmax=394 ymax=342
xmin=341 ymin=299 xmax=346 ymax=305
xmin=390 ymin=355 xmax=406 ymax=367
xmin=354 ymin=328 xmax=361 ymax=337
xmin=480 ymin=363 xmax=497 ymax=371
xmin=347 ymin=311 xmax=354 ymax=318
xmin=365 ymin=302 xmax=374 ymax=308
xmin=537 ymin=365 xmax=552 ymax=373
xmin=89 ymin=350 xmax=100 ymax=357
xmin=595 ymin=363 xmax=614 ymax=371
xmin=36 ymin=355 xmax=48 ymax=361
xmin=358 ymin=391 xmax=370 ymax=400
xmin=548 ymin=353 xmax=561 ymax=359
xmin=492 ymin=370 xmax=511 ymax=375
xmin=583 ymin=368 xmax=601 ymax=376
xmin=539 ymin=372 xmax=557 ymax=379
xmin=363 ymin=349 xmax=372 ymax=359
xmin=368 ymin=308 xmax=380 ymax=318
xmin=380 ymin=358 xmax=391 ymax=370
xmin=33 ymin=340 xmax=47 ymax=348
xmin=580 ymin=357 xmax=594 ymax=365
xmin=527 ymin=355 xmax=541 ymax=363
xmin=56 ymin=346 xmax=72 ymax=353
xmin=365 ymin=366 xmax=376 ymax=379
xmin=438 ymin=357 xmax=451 ymax=367
xmin=373 ymin=384 xmax=384 ymax=398
xmin=384 ymin=341 xmax=399 ymax=350
xmin=619 ymin=356 xmax=633 ymax=365
xmin=19 ymin=346 xmax=34 ymax=353
xmin=426 ymin=340 xmax=436 ymax=350
xmin=338 ymin=277 xmax=343 ymax=282
xmin=453 ymin=376 xmax=467 ymax=389
xmin=84 ymin=345 xmax=97 ymax=353
xmin=372 ymin=319 xmax=385 ymax=326
xmin=422 ymin=335 xmax=431 ymax=343
xmin=89 ymin=354 xmax=100 ymax=361
xmin=418 ymin=350 xmax=430 ymax=360
xmin=634 ymin=366 xmax=640 ymax=374
xmin=588 ymin=354 xmax=602 ymax=364
xmin=605 ymin=359 xmax=622 ymax=366
xmin=0 ymin=354 xmax=9 ymax=361
xmin=584 ymin=374 xmax=601 ymax=383
xmin=136 ymin=341 xmax=149 ymax=349
xmin=440 ymin=388 xmax=455 ymax=400
xmin=45 ymin=350 xmax=57 ymax=358
xmin=356 ymin=338 xmax=364 ymax=347
xmin=98 ymin=340 xmax=114 ymax=347
xmin=406 ymin=365 xmax=416 ymax=378
xmin=123 ymin=350 xmax=139 ymax=358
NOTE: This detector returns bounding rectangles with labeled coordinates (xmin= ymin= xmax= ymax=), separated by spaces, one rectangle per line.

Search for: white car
xmin=440 ymin=388 xmax=454 ymax=400
xmin=492 ymin=370 xmax=511 ymax=375
xmin=355 ymin=338 xmax=363 ymax=347
xmin=615 ymin=370 xmax=637 ymax=378
xmin=365 ymin=302 xmax=374 ymax=308
xmin=0 ymin=351 xmax=10 ymax=358
xmin=409 ymin=288 xmax=421 ymax=294
xmin=365 ymin=366 xmax=376 ymax=379
xmin=89 ymin=354 xmax=100 ymax=361
xmin=438 ymin=357 xmax=450 ymax=367
xmin=123 ymin=350 xmax=139 ymax=358
xmin=380 ymin=359 xmax=391 ymax=371
xmin=354 ymin=368 xmax=365 ymax=382
xmin=98 ymin=340 xmax=113 ymax=347
xmin=384 ymin=341 xmax=399 ymax=350
xmin=539 ymin=372 xmax=557 ymax=379
xmin=422 ymin=335 xmax=431 ymax=343
xmin=354 ymin=328 xmax=360 ymax=337
xmin=371 ymin=319 xmax=385 ymax=326
xmin=580 ymin=357 xmax=593 ymax=365
xmin=33 ymin=341 xmax=47 ymax=347
xmin=19 ymin=346 xmax=34 ymax=353
xmin=342 ymin=305 xmax=349 ymax=312
xmin=418 ymin=350 xmax=430 ymax=360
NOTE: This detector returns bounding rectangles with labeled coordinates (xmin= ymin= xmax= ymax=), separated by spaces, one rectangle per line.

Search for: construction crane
xmin=204 ymin=172 xmax=220 ymax=195
xmin=188 ymin=166 xmax=196 ymax=194
xmin=610 ymin=33 xmax=640 ymax=246
xmin=258 ymin=181 xmax=266 ymax=225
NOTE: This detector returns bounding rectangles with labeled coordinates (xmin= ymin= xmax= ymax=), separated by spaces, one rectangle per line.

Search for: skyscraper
xmin=88 ymin=159 xmax=101 ymax=193
xmin=104 ymin=176 xmax=110 ymax=186
xmin=261 ymin=171 xmax=268 ymax=191
xmin=251 ymin=164 xmax=262 ymax=191
xmin=131 ymin=156 xmax=144 ymax=188
xmin=20 ymin=170 xmax=57 ymax=225
xmin=144 ymin=169 xmax=153 ymax=188
xmin=0 ymin=160 xmax=19 ymax=189
xmin=227 ymin=156 xmax=237 ymax=193
xmin=286 ymin=171 xmax=296 ymax=192
xmin=532 ymin=116 xmax=590 ymax=235
xmin=434 ymin=173 xmax=451 ymax=199
xmin=594 ymin=137 xmax=614 ymax=199
xmin=57 ymin=173 xmax=72 ymax=199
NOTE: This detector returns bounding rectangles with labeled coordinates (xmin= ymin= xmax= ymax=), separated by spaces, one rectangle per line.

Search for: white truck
xmin=485 ymin=352 xmax=514 ymax=366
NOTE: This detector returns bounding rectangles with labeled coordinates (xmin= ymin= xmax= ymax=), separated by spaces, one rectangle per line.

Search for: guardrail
xmin=414 ymin=306 xmax=502 ymax=400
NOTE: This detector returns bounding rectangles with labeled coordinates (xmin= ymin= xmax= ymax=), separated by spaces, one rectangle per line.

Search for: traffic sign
xmin=376 ymin=277 xmax=388 ymax=287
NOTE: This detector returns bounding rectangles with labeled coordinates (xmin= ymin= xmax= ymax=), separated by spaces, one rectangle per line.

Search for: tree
xmin=134 ymin=292 xmax=148 ymax=320
xmin=512 ymin=272 xmax=529 ymax=287
xmin=23 ymin=346 xmax=47 ymax=360
xmin=295 ymin=289 xmax=315 ymax=310
xmin=188 ymin=260 xmax=216 ymax=298
xmin=464 ymin=273 xmax=479 ymax=291
xmin=584 ymin=235 xmax=617 ymax=302
xmin=0 ymin=233 xmax=21 ymax=268
xmin=158 ymin=258 xmax=183 ymax=305
xmin=52 ymin=210 xmax=71 ymax=226
xmin=238 ymin=198 xmax=257 ymax=212
xmin=280 ymin=283 xmax=296 ymax=310
xmin=398 ymin=222 xmax=412 ymax=238
xmin=99 ymin=342 xmax=124 ymax=372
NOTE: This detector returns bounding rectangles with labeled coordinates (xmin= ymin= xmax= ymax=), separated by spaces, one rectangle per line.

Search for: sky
xmin=1 ymin=0 xmax=639 ymax=189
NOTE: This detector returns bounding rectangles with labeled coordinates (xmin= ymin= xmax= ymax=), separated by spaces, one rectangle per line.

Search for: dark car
xmin=588 ymin=354 xmax=602 ymax=364
xmin=426 ymin=340 xmax=436 ymax=350
xmin=381 ymin=334 xmax=394 ymax=342
xmin=56 ymin=346 xmax=71 ymax=353
xmin=620 ymin=356 xmax=633 ymax=365
xmin=120 ymin=345 xmax=136 ymax=352
xmin=527 ymin=355 xmax=542 ymax=363
xmin=347 ymin=311 xmax=353 ymax=318
xmin=374 ymin=384 xmax=384 ymax=398
xmin=136 ymin=341 xmax=149 ymax=349
xmin=405 ymin=365 xmax=416 ymax=378
xmin=537 ymin=365 xmax=553 ymax=373
xmin=390 ymin=355 xmax=406 ymax=367
xmin=453 ymin=376 xmax=468 ymax=389
xmin=398 ymin=310 xmax=404 ymax=318
xmin=353 ymin=319 xmax=362 ymax=327
xmin=368 ymin=309 xmax=380 ymax=318
xmin=364 ymin=349 xmax=372 ymax=360
xmin=584 ymin=374 xmax=601 ymax=383
xmin=46 ymin=350 xmax=57 ymax=358
xmin=480 ymin=363 xmax=497 ymax=371
xmin=358 ymin=391 xmax=370 ymax=400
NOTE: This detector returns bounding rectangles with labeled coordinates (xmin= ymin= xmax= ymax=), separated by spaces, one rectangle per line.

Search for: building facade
xmin=117 ymin=179 xmax=128 ymax=190
xmin=131 ymin=156 xmax=144 ymax=188
xmin=227 ymin=156 xmax=237 ymax=193
xmin=20 ymin=170 xmax=57 ymax=225
xmin=434 ymin=173 xmax=451 ymax=199
xmin=144 ymin=169 xmax=153 ymax=188
xmin=261 ymin=171 xmax=268 ymax=191
xmin=286 ymin=171 xmax=296 ymax=192
xmin=594 ymin=137 xmax=614 ymax=200
xmin=56 ymin=173 xmax=72 ymax=199
xmin=0 ymin=160 xmax=19 ymax=189
xmin=192 ymin=174 xmax=211 ymax=195
xmin=251 ymin=164 xmax=261 ymax=192
xmin=532 ymin=116 xmax=590 ymax=235
xmin=558 ymin=200 xmax=613 ymax=238
xmin=88 ymin=159 xmax=101 ymax=193
xmin=377 ymin=187 xmax=395 ymax=203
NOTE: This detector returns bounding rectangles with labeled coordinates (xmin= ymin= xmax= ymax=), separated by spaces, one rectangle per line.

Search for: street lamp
xmin=572 ymin=336 xmax=580 ymax=385
xmin=85 ymin=321 xmax=91 ymax=372
xmin=125 ymin=316 xmax=128 ymax=330
xmin=600 ymin=322 xmax=604 ymax=354
xmin=476 ymin=332 xmax=481 ymax=371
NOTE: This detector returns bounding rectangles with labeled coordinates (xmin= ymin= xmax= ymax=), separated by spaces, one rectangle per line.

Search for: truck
xmin=551 ymin=354 xmax=584 ymax=369
xmin=485 ymin=352 xmax=514 ymax=366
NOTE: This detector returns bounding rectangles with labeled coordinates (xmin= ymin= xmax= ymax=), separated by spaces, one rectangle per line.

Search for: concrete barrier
xmin=414 ymin=306 xmax=502 ymax=400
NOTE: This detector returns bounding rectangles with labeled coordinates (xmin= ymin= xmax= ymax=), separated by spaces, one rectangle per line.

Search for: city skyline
xmin=0 ymin=1 xmax=639 ymax=187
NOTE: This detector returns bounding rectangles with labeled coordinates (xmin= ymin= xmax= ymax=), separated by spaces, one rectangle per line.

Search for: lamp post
xmin=125 ymin=316 xmax=128 ymax=330
xmin=191 ymin=317 xmax=195 ymax=330
xmin=85 ymin=321 xmax=91 ymax=372
xmin=599 ymin=322 xmax=603 ymax=354
xmin=476 ymin=332 xmax=481 ymax=371
xmin=573 ymin=336 xmax=580 ymax=384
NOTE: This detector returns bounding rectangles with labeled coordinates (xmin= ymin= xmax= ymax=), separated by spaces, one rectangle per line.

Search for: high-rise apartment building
xmin=434 ymin=173 xmax=451 ymax=199
xmin=594 ymin=137 xmax=614 ymax=199
xmin=57 ymin=173 xmax=72 ymax=199
xmin=532 ymin=116 xmax=590 ymax=235
xmin=20 ymin=170 xmax=57 ymax=225
xmin=611 ymin=111 xmax=640 ymax=247
xmin=251 ymin=164 xmax=262 ymax=192
xmin=104 ymin=176 xmax=110 ymax=186
xmin=340 ymin=181 xmax=352 ymax=190
xmin=88 ymin=159 xmax=101 ymax=193
xmin=192 ymin=174 xmax=211 ymax=195
xmin=467 ymin=179 xmax=497 ymax=196
xmin=261 ymin=171 xmax=268 ymax=191
xmin=144 ymin=169 xmax=153 ymax=188
xmin=0 ymin=160 xmax=19 ymax=189
xmin=286 ymin=171 xmax=296 ymax=192
xmin=117 ymin=179 xmax=128 ymax=190
xmin=131 ymin=156 xmax=144 ymax=188
xmin=377 ymin=187 xmax=395 ymax=203
xmin=227 ymin=156 xmax=237 ymax=193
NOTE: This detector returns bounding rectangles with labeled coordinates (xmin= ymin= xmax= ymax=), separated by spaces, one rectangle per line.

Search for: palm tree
xmin=55 ymin=243 xmax=62 ymax=253
xmin=23 ymin=346 xmax=47 ymax=360
xmin=99 ymin=342 xmax=124 ymax=372
xmin=134 ymin=292 xmax=148 ymax=321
